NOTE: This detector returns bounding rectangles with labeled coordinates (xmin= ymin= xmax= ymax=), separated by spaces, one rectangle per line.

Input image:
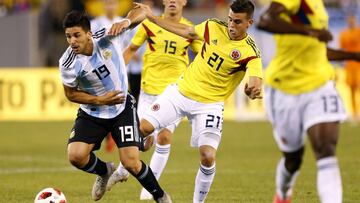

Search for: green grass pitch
xmin=0 ymin=121 xmax=359 ymax=202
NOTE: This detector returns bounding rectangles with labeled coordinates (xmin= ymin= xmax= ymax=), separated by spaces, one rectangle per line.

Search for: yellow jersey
xmin=265 ymin=0 xmax=334 ymax=94
xmin=131 ymin=17 xmax=202 ymax=95
xmin=178 ymin=19 xmax=263 ymax=103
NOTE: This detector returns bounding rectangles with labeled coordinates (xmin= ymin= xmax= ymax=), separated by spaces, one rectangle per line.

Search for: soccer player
xmin=107 ymin=0 xmax=202 ymax=200
xmin=133 ymin=0 xmax=263 ymax=202
xmin=339 ymin=15 xmax=360 ymax=124
xmin=90 ymin=0 xmax=123 ymax=153
xmin=59 ymin=9 xmax=172 ymax=203
xmin=257 ymin=1 xmax=360 ymax=203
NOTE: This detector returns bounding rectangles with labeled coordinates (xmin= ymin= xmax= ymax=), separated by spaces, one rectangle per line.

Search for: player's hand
xmin=244 ymin=83 xmax=262 ymax=100
xmin=108 ymin=20 xmax=130 ymax=36
xmin=97 ymin=90 xmax=125 ymax=105
xmin=307 ymin=28 xmax=333 ymax=42
xmin=134 ymin=2 xmax=155 ymax=21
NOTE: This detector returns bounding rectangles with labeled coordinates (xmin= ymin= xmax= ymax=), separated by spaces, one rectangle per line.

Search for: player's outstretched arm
xmin=63 ymin=85 xmax=126 ymax=105
xmin=123 ymin=43 xmax=140 ymax=65
xmin=244 ymin=76 xmax=262 ymax=100
xmin=257 ymin=2 xmax=332 ymax=42
xmin=327 ymin=47 xmax=360 ymax=61
xmin=138 ymin=3 xmax=198 ymax=40
xmin=108 ymin=3 xmax=146 ymax=36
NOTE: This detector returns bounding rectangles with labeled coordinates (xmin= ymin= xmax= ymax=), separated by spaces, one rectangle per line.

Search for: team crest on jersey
xmin=151 ymin=103 xmax=160 ymax=111
xmin=102 ymin=49 xmax=112 ymax=60
xmin=69 ymin=130 xmax=75 ymax=139
xmin=230 ymin=49 xmax=241 ymax=60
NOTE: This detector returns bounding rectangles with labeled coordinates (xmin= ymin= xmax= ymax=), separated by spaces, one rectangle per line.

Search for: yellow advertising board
xmin=0 ymin=68 xmax=79 ymax=121
xmin=0 ymin=67 xmax=352 ymax=121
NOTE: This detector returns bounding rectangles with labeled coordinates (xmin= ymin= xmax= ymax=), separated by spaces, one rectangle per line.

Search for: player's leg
xmin=264 ymin=86 xmax=305 ymax=203
xmin=190 ymin=102 xmax=223 ymax=203
xmin=119 ymin=146 xmax=171 ymax=202
xmin=140 ymin=125 xmax=176 ymax=200
xmin=303 ymin=81 xmax=346 ymax=203
xmin=110 ymin=95 xmax=172 ymax=202
xmin=67 ymin=109 xmax=114 ymax=201
xmin=307 ymin=122 xmax=342 ymax=203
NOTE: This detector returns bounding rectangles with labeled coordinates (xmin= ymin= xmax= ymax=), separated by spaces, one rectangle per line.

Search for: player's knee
xmin=284 ymin=156 xmax=303 ymax=173
xmin=140 ymin=119 xmax=155 ymax=137
xmin=67 ymin=151 xmax=87 ymax=168
xmin=121 ymin=158 xmax=141 ymax=175
xmin=199 ymin=145 xmax=216 ymax=167
xmin=157 ymin=129 xmax=172 ymax=145
xmin=284 ymin=148 xmax=304 ymax=173
xmin=314 ymin=144 xmax=336 ymax=160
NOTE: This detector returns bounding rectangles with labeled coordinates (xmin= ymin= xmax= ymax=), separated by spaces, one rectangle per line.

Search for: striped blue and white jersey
xmin=59 ymin=27 xmax=129 ymax=119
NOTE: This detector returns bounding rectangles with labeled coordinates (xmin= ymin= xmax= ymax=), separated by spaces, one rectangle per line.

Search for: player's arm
xmin=257 ymin=2 xmax=332 ymax=42
xmin=63 ymin=85 xmax=125 ymax=105
xmin=108 ymin=3 xmax=146 ymax=35
xmin=123 ymin=43 xmax=141 ymax=65
xmin=140 ymin=4 xmax=199 ymax=40
xmin=244 ymin=76 xmax=262 ymax=100
xmin=327 ymin=48 xmax=360 ymax=61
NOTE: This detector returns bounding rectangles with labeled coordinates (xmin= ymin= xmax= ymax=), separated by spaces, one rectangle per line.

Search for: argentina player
xmin=59 ymin=7 xmax=172 ymax=203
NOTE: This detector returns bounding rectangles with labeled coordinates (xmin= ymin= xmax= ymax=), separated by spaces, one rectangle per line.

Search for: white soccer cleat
xmin=106 ymin=165 xmax=130 ymax=191
xmin=140 ymin=187 xmax=153 ymax=200
xmin=91 ymin=162 xmax=115 ymax=201
xmin=156 ymin=192 xmax=172 ymax=203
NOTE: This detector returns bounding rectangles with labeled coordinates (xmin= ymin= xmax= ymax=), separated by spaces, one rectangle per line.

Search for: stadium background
xmin=0 ymin=0 xmax=359 ymax=202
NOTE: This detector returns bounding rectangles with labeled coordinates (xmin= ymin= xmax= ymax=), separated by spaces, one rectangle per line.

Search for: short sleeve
xmin=59 ymin=52 xmax=80 ymax=88
xmin=194 ymin=20 xmax=208 ymax=41
xmin=272 ymin=0 xmax=301 ymax=14
xmin=190 ymin=39 xmax=203 ymax=54
xmin=246 ymin=57 xmax=263 ymax=78
xmin=131 ymin=22 xmax=148 ymax=47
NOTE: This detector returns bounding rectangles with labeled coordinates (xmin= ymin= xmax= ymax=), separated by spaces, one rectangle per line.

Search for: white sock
xmin=149 ymin=143 xmax=171 ymax=180
xmin=193 ymin=163 xmax=215 ymax=203
xmin=317 ymin=157 xmax=342 ymax=203
xmin=275 ymin=158 xmax=299 ymax=200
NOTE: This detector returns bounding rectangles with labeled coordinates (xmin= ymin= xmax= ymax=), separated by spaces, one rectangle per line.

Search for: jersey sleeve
xmin=246 ymin=57 xmax=263 ymax=78
xmin=189 ymin=39 xmax=203 ymax=54
xmin=59 ymin=51 xmax=80 ymax=88
xmin=194 ymin=20 xmax=208 ymax=41
xmin=272 ymin=0 xmax=301 ymax=14
xmin=131 ymin=21 xmax=148 ymax=47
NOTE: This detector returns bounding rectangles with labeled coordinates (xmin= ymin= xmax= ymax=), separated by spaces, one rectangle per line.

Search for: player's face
xmin=163 ymin=0 xmax=186 ymax=15
xmin=65 ymin=26 xmax=93 ymax=55
xmin=227 ymin=9 xmax=253 ymax=40
xmin=104 ymin=0 xmax=118 ymax=17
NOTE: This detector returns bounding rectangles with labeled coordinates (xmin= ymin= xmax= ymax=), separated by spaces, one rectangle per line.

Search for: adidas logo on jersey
xmin=211 ymin=39 xmax=218 ymax=45
xmin=157 ymin=30 xmax=162 ymax=34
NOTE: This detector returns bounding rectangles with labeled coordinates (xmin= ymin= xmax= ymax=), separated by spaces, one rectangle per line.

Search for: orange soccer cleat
xmin=273 ymin=193 xmax=291 ymax=203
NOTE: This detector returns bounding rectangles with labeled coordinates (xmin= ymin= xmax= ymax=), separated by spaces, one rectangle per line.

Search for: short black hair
xmin=62 ymin=10 xmax=91 ymax=32
xmin=230 ymin=0 xmax=255 ymax=18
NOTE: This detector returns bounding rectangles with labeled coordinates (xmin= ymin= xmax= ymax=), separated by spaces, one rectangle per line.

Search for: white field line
xmin=0 ymin=166 xmax=75 ymax=174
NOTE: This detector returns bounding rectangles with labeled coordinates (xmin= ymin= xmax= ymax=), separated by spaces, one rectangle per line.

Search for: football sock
xmin=276 ymin=158 xmax=299 ymax=199
xmin=193 ymin=163 xmax=216 ymax=203
xmin=81 ymin=152 xmax=108 ymax=176
xmin=132 ymin=160 xmax=164 ymax=200
xmin=149 ymin=143 xmax=171 ymax=180
xmin=317 ymin=157 xmax=342 ymax=203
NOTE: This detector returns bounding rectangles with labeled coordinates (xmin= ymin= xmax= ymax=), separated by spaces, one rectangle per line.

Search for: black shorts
xmin=68 ymin=95 xmax=143 ymax=151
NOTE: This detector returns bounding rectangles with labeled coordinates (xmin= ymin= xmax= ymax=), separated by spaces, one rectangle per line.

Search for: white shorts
xmin=143 ymin=84 xmax=224 ymax=149
xmin=264 ymin=81 xmax=347 ymax=152
xmin=137 ymin=90 xmax=180 ymax=134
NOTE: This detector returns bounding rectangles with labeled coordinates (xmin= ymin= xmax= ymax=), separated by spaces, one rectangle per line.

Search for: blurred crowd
xmin=1 ymin=0 xmax=358 ymax=18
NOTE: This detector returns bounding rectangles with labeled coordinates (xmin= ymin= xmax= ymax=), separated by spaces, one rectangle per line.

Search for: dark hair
xmin=62 ymin=10 xmax=90 ymax=32
xmin=230 ymin=0 xmax=255 ymax=18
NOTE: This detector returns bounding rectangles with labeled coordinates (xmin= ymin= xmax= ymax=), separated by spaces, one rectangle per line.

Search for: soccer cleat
xmin=273 ymin=193 xmax=291 ymax=203
xmin=106 ymin=165 xmax=130 ymax=191
xmin=156 ymin=192 xmax=172 ymax=203
xmin=91 ymin=162 xmax=115 ymax=201
xmin=140 ymin=188 xmax=153 ymax=200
